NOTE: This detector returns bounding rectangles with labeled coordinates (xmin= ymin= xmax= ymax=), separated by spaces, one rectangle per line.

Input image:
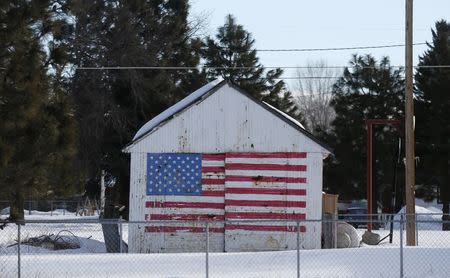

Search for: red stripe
xmin=145 ymin=214 xmax=224 ymax=221
xmin=202 ymin=178 xmax=225 ymax=185
xmin=225 ymin=188 xmax=306 ymax=196
xmin=226 ymin=200 xmax=306 ymax=208
xmin=225 ymin=212 xmax=305 ymax=220
xmin=202 ymin=166 xmax=225 ymax=173
xmin=226 ymin=163 xmax=306 ymax=171
xmin=145 ymin=226 xmax=224 ymax=233
xmin=146 ymin=201 xmax=224 ymax=209
xmin=225 ymin=176 xmax=306 ymax=183
xmin=226 ymin=152 xmax=307 ymax=159
xmin=225 ymin=224 xmax=306 ymax=232
xmin=202 ymin=154 xmax=225 ymax=161
xmin=202 ymin=190 xmax=225 ymax=196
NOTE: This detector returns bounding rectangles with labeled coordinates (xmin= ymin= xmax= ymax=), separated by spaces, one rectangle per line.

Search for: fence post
xmin=296 ymin=220 xmax=300 ymax=278
xmin=400 ymin=214 xmax=404 ymax=278
xmin=415 ymin=214 xmax=418 ymax=245
xmin=119 ymin=216 xmax=123 ymax=253
xmin=205 ymin=222 xmax=209 ymax=278
xmin=17 ymin=224 xmax=21 ymax=278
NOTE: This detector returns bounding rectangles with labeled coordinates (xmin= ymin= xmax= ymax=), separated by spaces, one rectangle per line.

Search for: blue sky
xmin=191 ymin=0 xmax=450 ymax=86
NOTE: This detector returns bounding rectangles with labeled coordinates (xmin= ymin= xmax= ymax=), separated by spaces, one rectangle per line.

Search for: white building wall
xmin=127 ymin=84 xmax=328 ymax=253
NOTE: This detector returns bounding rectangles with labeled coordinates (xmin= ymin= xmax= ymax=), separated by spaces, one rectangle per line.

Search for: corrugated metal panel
xmin=128 ymin=84 xmax=326 ymax=253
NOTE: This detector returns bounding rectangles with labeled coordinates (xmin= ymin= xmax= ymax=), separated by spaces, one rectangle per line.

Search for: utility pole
xmin=405 ymin=0 xmax=416 ymax=246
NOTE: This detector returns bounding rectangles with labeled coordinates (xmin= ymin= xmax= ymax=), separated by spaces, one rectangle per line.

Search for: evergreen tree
xmin=201 ymin=15 xmax=300 ymax=119
xmin=68 ymin=0 xmax=205 ymax=213
xmin=326 ymin=55 xmax=405 ymax=212
xmin=415 ymin=20 xmax=450 ymax=230
xmin=0 ymin=1 xmax=79 ymax=221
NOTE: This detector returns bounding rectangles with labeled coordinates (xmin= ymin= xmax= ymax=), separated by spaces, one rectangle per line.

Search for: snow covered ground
xmin=1 ymin=207 xmax=449 ymax=277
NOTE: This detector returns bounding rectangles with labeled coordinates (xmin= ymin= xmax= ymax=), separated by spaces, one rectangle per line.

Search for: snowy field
xmin=1 ymin=207 xmax=449 ymax=278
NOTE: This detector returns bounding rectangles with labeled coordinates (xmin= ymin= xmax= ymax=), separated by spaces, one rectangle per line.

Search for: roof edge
xmin=226 ymin=82 xmax=333 ymax=154
xmin=123 ymin=79 xmax=227 ymax=151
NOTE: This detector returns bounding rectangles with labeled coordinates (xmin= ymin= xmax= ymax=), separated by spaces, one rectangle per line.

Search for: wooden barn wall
xmin=128 ymin=84 xmax=326 ymax=253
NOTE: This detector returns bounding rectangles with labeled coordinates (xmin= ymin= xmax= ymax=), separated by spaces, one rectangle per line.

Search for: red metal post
xmin=366 ymin=121 xmax=373 ymax=232
xmin=366 ymin=119 xmax=401 ymax=233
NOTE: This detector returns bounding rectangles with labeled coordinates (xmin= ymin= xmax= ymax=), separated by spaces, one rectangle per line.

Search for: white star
xmin=186 ymin=157 xmax=190 ymax=160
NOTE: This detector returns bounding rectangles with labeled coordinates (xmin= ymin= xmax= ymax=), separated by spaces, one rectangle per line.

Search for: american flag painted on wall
xmin=144 ymin=152 xmax=307 ymax=233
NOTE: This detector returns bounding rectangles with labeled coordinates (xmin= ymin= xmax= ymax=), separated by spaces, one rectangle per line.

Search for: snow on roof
xmin=128 ymin=79 xmax=331 ymax=154
xmin=262 ymin=101 xmax=305 ymax=130
xmin=132 ymin=79 xmax=224 ymax=141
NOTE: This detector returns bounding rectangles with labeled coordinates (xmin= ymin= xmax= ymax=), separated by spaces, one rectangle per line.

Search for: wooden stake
xmin=405 ymin=0 xmax=417 ymax=246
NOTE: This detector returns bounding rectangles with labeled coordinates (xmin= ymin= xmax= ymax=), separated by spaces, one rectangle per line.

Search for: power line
xmin=75 ymin=65 xmax=450 ymax=70
xmin=255 ymin=42 xmax=427 ymax=52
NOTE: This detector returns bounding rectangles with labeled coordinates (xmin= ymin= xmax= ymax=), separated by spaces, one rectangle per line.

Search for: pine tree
xmin=201 ymin=14 xmax=300 ymax=120
xmin=326 ymin=55 xmax=405 ymax=211
xmin=0 ymin=1 xmax=79 ymax=221
xmin=415 ymin=20 xmax=450 ymax=230
xmin=68 ymin=0 xmax=205 ymax=213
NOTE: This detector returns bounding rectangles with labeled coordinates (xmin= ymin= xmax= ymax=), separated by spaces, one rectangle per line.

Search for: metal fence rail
xmin=0 ymin=215 xmax=449 ymax=278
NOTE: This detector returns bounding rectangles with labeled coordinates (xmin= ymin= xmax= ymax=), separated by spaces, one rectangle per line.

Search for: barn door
xmin=224 ymin=152 xmax=307 ymax=252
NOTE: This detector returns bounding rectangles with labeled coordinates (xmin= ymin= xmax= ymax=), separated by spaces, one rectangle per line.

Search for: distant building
xmin=124 ymin=80 xmax=331 ymax=253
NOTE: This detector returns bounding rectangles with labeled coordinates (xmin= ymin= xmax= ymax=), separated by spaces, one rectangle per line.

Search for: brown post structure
xmin=405 ymin=0 xmax=417 ymax=246
xmin=366 ymin=119 xmax=402 ymax=233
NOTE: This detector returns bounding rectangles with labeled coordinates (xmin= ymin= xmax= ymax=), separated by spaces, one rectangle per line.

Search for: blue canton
xmin=146 ymin=153 xmax=202 ymax=196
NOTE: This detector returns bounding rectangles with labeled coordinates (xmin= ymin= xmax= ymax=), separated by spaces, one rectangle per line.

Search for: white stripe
xmin=202 ymin=184 xmax=224 ymax=191
xmin=225 ymin=157 xmax=306 ymax=164
xmin=225 ymin=170 xmax=305 ymax=177
xmin=146 ymin=222 xmax=224 ymax=228
xmin=225 ymin=181 xmax=307 ymax=189
xmin=225 ymin=194 xmax=306 ymax=202
xmin=225 ymin=221 xmax=301 ymax=226
xmin=202 ymin=160 xmax=225 ymax=167
xmin=202 ymin=173 xmax=225 ymax=178
xmin=225 ymin=206 xmax=305 ymax=214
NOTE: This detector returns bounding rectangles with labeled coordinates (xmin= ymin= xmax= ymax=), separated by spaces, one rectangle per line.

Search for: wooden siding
xmin=127 ymin=84 xmax=327 ymax=253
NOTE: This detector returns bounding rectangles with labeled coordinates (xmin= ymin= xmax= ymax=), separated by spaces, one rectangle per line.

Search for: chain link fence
xmin=1 ymin=215 xmax=449 ymax=278
xmin=0 ymin=200 xmax=99 ymax=217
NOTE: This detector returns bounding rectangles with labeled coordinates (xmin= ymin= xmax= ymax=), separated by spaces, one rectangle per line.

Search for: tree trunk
xmin=442 ymin=160 xmax=449 ymax=231
xmin=9 ymin=185 xmax=25 ymax=224
xmin=440 ymin=151 xmax=449 ymax=231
